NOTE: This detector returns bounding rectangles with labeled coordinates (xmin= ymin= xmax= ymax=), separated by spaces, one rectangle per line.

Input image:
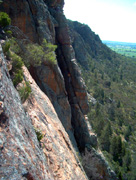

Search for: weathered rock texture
xmin=1 ymin=0 xmax=93 ymax=150
xmin=67 ymin=20 xmax=112 ymax=70
xmin=82 ymin=148 xmax=117 ymax=180
xmin=23 ymin=66 xmax=88 ymax=180
xmin=0 ymin=45 xmax=87 ymax=180
xmin=45 ymin=0 xmax=94 ymax=151
xmin=0 ymin=0 xmax=118 ymax=179
xmin=0 ymin=45 xmax=53 ymax=180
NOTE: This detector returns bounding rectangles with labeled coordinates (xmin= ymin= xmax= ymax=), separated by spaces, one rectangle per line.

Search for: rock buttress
xmin=0 ymin=0 xmax=76 ymax=147
xmin=0 ymin=0 xmax=117 ymax=179
xmin=22 ymin=66 xmax=88 ymax=180
xmin=45 ymin=0 xmax=95 ymax=151
xmin=0 ymin=44 xmax=53 ymax=180
xmin=1 ymin=0 xmax=93 ymax=150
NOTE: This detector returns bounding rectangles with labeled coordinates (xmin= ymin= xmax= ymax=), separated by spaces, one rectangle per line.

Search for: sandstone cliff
xmin=67 ymin=20 xmax=112 ymax=70
xmin=0 ymin=0 xmax=117 ymax=179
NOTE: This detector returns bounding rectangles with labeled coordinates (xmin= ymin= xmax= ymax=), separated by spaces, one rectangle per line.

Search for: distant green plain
xmin=103 ymin=40 xmax=136 ymax=58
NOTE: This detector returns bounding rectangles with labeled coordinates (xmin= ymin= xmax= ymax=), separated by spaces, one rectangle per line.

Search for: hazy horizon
xmin=102 ymin=40 xmax=136 ymax=44
xmin=64 ymin=0 xmax=136 ymax=43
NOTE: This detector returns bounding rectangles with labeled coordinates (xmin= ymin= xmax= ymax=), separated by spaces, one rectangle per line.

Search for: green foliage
xmin=18 ymin=82 xmax=31 ymax=102
xmin=25 ymin=43 xmax=43 ymax=67
xmin=95 ymin=102 xmax=100 ymax=116
xmin=13 ymin=70 xmax=23 ymax=87
xmin=2 ymin=41 xmax=10 ymax=53
xmin=93 ymin=88 xmax=105 ymax=104
xmin=3 ymin=38 xmax=57 ymax=95
xmin=8 ymin=38 xmax=21 ymax=54
xmin=0 ymin=12 xmax=11 ymax=28
xmin=118 ymin=171 xmax=123 ymax=180
xmin=40 ymin=39 xmax=57 ymax=65
xmin=9 ymin=52 xmax=24 ymax=87
xmin=100 ymin=123 xmax=112 ymax=152
xmin=34 ymin=128 xmax=44 ymax=142
xmin=117 ymin=101 xmax=121 ymax=108
xmin=110 ymin=136 xmax=126 ymax=166
xmin=123 ymin=150 xmax=131 ymax=171
xmin=124 ymin=125 xmax=132 ymax=141
xmin=79 ymin=35 xmax=136 ymax=179
xmin=9 ymin=38 xmax=57 ymax=67
xmin=23 ymin=39 xmax=57 ymax=67
xmin=11 ymin=53 xmax=24 ymax=71
xmin=4 ymin=30 xmax=12 ymax=35
xmin=104 ymin=41 xmax=136 ymax=58
xmin=3 ymin=39 xmax=32 ymax=100
xmin=81 ymin=49 xmax=135 ymax=178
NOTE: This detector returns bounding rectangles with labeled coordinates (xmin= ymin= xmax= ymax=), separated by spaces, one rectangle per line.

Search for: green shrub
xmin=13 ymin=70 xmax=23 ymax=87
xmin=24 ymin=43 xmax=44 ymax=67
xmin=11 ymin=53 xmax=23 ymax=71
xmin=0 ymin=12 xmax=11 ymax=28
xmin=9 ymin=38 xmax=21 ymax=55
xmin=5 ymin=30 xmax=12 ymax=34
xmin=42 ymin=39 xmax=57 ymax=65
xmin=18 ymin=81 xmax=31 ymax=102
xmin=5 ymin=30 xmax=12 ymax=37
xmin=23 ymin=39 xmax=57 ymax=67
xmin=7 ymin=38 xmax=57 ymax=67
xmin=2 ymin=41 xmax=10 ymax=53
xmin=9 ymin=52 xmax=24 ymax=87
xmin=34 ymin=128 xmax=44 ymax=142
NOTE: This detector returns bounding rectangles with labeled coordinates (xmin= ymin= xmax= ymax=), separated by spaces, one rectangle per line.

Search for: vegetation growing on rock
xmin=0 ymin=12 xmax=11 ymax=28
xmin=18 ymin=81 xmax=31 ymax=103
xmin=9 ymin=52 xmax=24 ymax=87
xmin=68 ymin=20 xmax=136 ymax=180
xmin=34 ymin=128 xmax=44 ymax=142
xmin=7 ymin=38 xmax=57 ymax=67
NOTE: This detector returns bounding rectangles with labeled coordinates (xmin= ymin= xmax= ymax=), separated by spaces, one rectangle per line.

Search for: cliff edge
xmin=0 ymin=0 xmax=117 ymax=179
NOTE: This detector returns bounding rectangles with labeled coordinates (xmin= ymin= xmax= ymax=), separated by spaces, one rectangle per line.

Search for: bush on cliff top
xmin=0 ymin=12 xmax=11 ymax=28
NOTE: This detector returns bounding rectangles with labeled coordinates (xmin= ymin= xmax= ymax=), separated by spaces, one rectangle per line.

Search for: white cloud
xmin=134 ymin=2 xmax=136 ymax=6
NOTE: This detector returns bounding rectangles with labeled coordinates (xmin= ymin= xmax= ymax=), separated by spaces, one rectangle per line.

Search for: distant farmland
xmin=103 ymin=40 xmax=136 ymax=58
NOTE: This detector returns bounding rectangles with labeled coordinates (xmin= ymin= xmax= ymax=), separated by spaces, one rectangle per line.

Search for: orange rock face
xmin=23 ymin=66 xmax=88 ymax=180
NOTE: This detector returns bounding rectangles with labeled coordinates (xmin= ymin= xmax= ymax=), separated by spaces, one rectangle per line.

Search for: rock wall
xmin=0 ymin=44 xmax=88 ymax=180
xmin=0 ymin=0 xmax=93 ymax=150
xmin=0 ymin=45 xmax=53 ymax=180
xmin=67 ymin=20 xmax=113 ymax=69
xmin=45 ymin=0 xmax=94 ymax=151
xmin=0 ymin=0 xmax=118 ymax=179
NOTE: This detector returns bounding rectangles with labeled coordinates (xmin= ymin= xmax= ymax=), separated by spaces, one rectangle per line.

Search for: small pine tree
xmin=95 ymin=102 xmax=100 ymax=116
xmin=110 ymin=135 xmax=126 ymax=166
xmin=124 ymin=125 xmax=132 ymax=141
xmin=100 ymin=122 xmax=112 ymax=152
xmin=110 ymin=136 xmax=119 ymax=162
xmin=123 ymin=150 xmax=131 ymax=171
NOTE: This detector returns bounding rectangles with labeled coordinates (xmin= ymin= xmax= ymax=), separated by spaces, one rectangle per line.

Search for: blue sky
xmin=64 ymin=0 xmax=136 ymax=43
